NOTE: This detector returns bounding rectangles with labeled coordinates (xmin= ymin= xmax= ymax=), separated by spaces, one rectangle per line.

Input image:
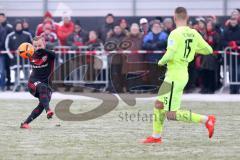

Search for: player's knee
xmin=155 ymin=100 xmax=164 ymax=109
xmin=38 ymin=83 xmax=48 ymax=92
xmin=166 ymin=111 xmax=176 ymax=120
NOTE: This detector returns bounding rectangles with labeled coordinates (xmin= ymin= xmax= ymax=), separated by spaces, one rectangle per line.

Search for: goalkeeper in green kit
xmin=143 ymin=7 xmax=216 ymax=143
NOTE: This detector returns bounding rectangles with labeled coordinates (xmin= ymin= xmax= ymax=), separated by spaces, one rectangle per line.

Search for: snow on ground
xmin=0 ymin=91 xmax=240 ymax=102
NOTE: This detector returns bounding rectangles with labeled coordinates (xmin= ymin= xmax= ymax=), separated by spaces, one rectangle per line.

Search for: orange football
xmin=18 ymin=42 xmax=34 ymax=59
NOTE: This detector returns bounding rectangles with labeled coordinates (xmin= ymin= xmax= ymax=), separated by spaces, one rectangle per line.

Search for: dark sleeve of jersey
xmin=36 ymin=49 xmax=56 ymax=59
xmin=45 ymin=49 xmax=56 ymax=59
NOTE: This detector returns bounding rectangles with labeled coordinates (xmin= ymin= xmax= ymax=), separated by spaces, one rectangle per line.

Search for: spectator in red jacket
xmin=35 ymin=11 xmax=58 ymax=36
xmin=57 ymin=14 xmax=74 ymax=46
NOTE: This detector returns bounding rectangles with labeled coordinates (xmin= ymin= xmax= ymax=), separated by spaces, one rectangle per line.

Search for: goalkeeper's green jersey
xmin=158 ymin=26 xmax=213 ymax=80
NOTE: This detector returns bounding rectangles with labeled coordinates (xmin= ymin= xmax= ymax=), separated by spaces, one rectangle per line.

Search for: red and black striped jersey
xmin=29 ymin=49 xmax=55 ymax=84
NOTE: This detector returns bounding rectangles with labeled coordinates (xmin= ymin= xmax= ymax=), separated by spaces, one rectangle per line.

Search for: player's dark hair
xmin=0 ymin=13 xmax=5 ymax=16
xmin=106 ymin=13 xmax=114 ymax=18
xmin=175 ymin=7 xmax=188 ymax=20
xmin=74 ymin=20 xmax=81 ymax=26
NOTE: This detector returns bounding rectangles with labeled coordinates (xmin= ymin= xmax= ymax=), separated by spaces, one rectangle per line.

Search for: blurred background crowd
xmin=0 ymin=9 xmax=240 ymax=94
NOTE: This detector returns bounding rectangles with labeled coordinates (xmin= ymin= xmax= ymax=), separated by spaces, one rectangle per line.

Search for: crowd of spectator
xmin=0 ymin=9 xmax=240 ymax=94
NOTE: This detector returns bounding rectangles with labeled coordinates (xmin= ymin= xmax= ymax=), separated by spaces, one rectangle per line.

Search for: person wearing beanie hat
xmin=5 ymin=19 xmax=32 ymax=91
xmin=98 ymin=13 xmax=115 ymax=42
xmin=35 ymin=11 xmax=58 ymax=36
xmin=14 ymin=20 xmax=23 ymax=34
xmin=44 ymin=11 xmax=52 ymax=19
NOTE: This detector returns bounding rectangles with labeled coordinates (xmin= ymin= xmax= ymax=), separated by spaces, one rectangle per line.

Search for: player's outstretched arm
xmin=195 ymin=31 xmax=213 ymax=55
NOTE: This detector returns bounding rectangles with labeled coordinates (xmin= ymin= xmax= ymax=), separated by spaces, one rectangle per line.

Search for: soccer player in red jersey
xmin=20 ymin=36 xmax=55 ymax=129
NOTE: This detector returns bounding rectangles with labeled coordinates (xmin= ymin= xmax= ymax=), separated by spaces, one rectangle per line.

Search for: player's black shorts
xmin=27 ymin=80 xmax=52 ymax=100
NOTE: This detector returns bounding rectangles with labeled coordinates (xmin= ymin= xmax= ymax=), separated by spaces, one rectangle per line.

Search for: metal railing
xmin=223 ymin=46 xmax=240 ymax=88
xmin=0 ymin=47 xmax=238 ymax=92
xmin=52 ymin=46 xmax=109 ymax=91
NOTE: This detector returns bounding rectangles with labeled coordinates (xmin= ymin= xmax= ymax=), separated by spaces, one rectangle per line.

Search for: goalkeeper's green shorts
xmin=157 ymin=76 xmax=188 ymax=111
